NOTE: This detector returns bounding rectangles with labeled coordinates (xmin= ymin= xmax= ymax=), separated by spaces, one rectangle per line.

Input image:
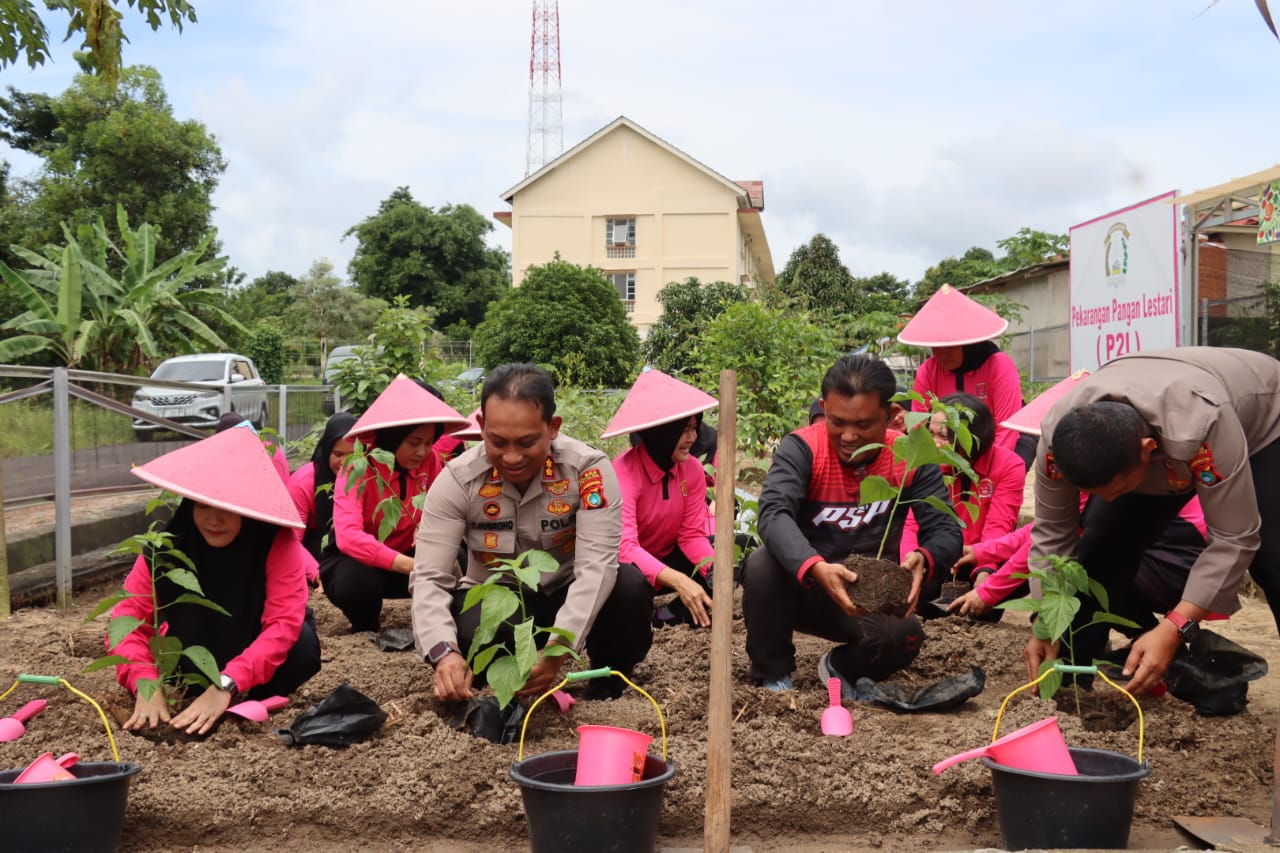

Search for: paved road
xmin=1 ymin=424 xmax=313 ymax=502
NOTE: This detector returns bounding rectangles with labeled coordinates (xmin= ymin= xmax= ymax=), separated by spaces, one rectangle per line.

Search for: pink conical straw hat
xmin=1001 ymin=370 xmax=1091 ymax=436
xmin=897 ymin=284 xmax=1009 ymax=347
xmin=347 ymin=374 xmax=470 ymax=437
xmin=600 ymin=369 xmax=717 ymax=439
xmin=130 ymin=427 xmax=304 ymax=528
xmin=452 ymin=408 xmax=482 ymax=442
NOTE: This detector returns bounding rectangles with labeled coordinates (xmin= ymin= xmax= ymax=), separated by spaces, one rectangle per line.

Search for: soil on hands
xmin=1 ymin=577 xmax=1277 ymax=852
xmin=844 ymin=554 xmax=912 ymax=616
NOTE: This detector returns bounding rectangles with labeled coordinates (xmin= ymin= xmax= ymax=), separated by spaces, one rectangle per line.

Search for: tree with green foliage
xmin=0 ymin=205 xmax=239 ymax=372
xmin=474 ymin=257 xmax=639 ymax=388
xmin=642 ymin=276 xmax=749 ymax=375
xmin=0 ymin=64 xmax=224 ymax=263
xmin=996 ymin=227 xmax=1069 ymax=269
xmin=244 ymin=323 xmax=285 ymax=385
xmin=771 ymin=233 xmax=857 ymax=314
xmin=221 ymin=269 xmax=298 ymax=343
xmin=916 ymin=228 xmax=1069 ymax=299
xmin=331 ymin=296 xmax=445 ymax=414
xmin=851 ymin=271 xmax=911 ymax=315
xmin=281 ymin=259 xmax=386 ymax=352
xmin=344 ymin=187 xmax=510 ymax=337
xmin=693 ymin=301 xmax=839 ymax=451
xmin=0 ymin=1 xmax=197 ymax=86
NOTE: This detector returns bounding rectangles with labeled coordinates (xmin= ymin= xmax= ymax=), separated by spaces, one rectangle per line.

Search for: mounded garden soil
xmin=2 ymin=576 xmax=1278 ymax=852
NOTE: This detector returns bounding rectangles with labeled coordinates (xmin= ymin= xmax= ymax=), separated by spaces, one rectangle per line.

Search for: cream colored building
xmin=495 ymin=116 xmax=774 ymax=334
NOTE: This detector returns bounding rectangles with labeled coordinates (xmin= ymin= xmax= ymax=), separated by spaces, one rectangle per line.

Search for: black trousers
xmin=452 ymin=562 xmax=654 ymax=678
xmin=248 ymin=611 xmax=322 ymax=700
xmin=742 ymin=547 xmax=923 ymax=683
xmin=1068 ymin=437 xmax=1280 ymax=664
xmin=318 ymin=552 xmax=411 ymax=632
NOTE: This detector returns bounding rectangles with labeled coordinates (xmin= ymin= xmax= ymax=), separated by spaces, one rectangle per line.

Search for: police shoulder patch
xmin=1189 ymin=443 xmax=1223 ymax=486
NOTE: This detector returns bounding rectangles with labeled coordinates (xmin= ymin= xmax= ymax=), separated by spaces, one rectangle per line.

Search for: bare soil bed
xmin=2 ymin=576 xmax=1277 ymax=852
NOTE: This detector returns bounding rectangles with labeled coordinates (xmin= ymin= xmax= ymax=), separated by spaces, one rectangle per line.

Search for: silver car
xmin=132 ymin=353 xmax=269 ymax=442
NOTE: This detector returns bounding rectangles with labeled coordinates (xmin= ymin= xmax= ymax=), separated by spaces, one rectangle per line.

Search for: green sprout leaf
xmin=487 ymin=655 xmax=522 ymax=710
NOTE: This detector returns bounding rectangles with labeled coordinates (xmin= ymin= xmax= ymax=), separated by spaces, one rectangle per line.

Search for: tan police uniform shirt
xmin=1032 ymin=347 xmax=1280 ymax=615
xmin=411 ymin=433 xmax=623 ymax=658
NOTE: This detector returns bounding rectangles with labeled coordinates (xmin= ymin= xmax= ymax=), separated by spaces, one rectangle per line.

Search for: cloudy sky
xmin=2 ymin=1 xmax=1277 ymax=286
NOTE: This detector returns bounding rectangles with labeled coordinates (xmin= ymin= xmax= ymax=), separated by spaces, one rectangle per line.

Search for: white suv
xmin=132 ymin=353 xmax=269 ymax=442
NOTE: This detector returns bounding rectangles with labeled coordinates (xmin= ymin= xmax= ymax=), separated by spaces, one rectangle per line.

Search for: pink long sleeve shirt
xmin=285 ymin=462 xmax=322 ymax=583
xmin=108 ymin=529 xmax=313 ymax=694
xmin=613 ymin=446 xmax=715 ymax=588
xmin=901 ymin=443 xmax=1026 ymax=560
xmin=971 ymin=497 xmax=1208 ymax=607
xmin=911 ymin=350 xmax=1024 ymax=454
xmin=332 ymin=452 xmax=441 ymax=570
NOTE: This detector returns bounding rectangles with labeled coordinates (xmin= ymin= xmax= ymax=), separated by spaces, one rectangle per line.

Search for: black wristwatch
xmin=1166 ymin=610 xmax=1200 ymax=645
xmin=427 ymin=640 xmax=461 ymax=666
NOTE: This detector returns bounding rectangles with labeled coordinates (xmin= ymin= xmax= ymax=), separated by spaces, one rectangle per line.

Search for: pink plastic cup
xmin=574 ymin=725 xmax=653 ymax=786
xmin=14 ymin=751 xmax=79 ymax=784
xmin=932 ymin=717 xmax=1077 ymax=776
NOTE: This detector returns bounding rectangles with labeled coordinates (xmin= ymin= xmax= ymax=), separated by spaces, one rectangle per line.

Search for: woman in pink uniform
xmin=109 ymin=427 xmax=320 ymax=735
xmin=605 ymin=369 xmax=718 ymax=628
xmin=899 ymin=284 xmax=1035 ymax=469
xmin=320 ymin=375 xmax=468 ymax=632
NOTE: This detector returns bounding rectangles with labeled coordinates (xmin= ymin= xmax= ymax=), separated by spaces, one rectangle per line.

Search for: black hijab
xmin=630 ymin=413 xmax=702 ymax=473
xmin=153 ymin=500 xmax=279 ymax=671
xmin=309 ymin=412 xmax=357 ymax=546
xmin=955 ymin=341 xmax=1000 ymax=375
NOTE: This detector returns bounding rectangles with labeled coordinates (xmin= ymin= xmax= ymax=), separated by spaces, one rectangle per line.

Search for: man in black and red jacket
xmin=743 ymin=354 xmax=963 ymax=693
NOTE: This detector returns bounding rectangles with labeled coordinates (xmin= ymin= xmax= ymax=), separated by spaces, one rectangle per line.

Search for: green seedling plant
xmin=461 ymin=549 xmax=582 ymax=709
xmin=81 ymin=521 xmax=229 ymax=703
xmin=855 ymin=393 xmax=980 ymax=560
xmin=998 ymin=554 xmax=1139 ymax=710
xmin=342 ymin=438 xmax=428 ymax=542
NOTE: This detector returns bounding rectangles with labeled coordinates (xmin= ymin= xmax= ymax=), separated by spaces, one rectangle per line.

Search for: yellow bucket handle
xmin=992 ymin=662 xmax=1143 ymax=765
xmin=517 ymin=667 xmax=668 ymax=762
xmin=0 ymin=674 xmax=122 ymax=763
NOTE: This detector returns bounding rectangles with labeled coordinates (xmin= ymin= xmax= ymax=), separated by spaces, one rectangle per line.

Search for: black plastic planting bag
xmin=374 ymin=627 xmax=415 ymax=652
xmin=452 ymin=696 xmax=527 ymax=744
xmin=276 ymin=682 xmax=386 ymax=747
xmin=852 ymin=666 xmax=985 ymax=712
xmin=1164 ymin=629 xmax=1267 ymax=716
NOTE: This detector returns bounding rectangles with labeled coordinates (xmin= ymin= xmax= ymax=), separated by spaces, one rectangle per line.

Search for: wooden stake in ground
xmin=705 ymin=369 xmax=737 ymax=853
xmin=0 ymin=455 xmax=9 ymax=618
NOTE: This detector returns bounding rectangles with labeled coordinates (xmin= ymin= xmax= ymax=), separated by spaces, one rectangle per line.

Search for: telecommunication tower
xmin=525 ymin=1 xmax=563 ymax=176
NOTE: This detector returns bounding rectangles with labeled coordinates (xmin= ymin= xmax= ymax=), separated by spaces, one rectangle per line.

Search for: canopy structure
xmin=1169 ymin=163 xmax=1280 ymax=346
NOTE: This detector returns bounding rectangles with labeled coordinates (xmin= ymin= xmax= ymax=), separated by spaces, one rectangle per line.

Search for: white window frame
xmin=610 ymin=272 xmax=636 ymax=312
xmin=606 ymin=217 xmax=636 ymax=258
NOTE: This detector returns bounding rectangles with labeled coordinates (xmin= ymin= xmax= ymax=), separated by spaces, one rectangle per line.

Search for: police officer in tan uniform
xmin=411 ymin=363 xmax=652 ymax=703
xmin=1026 ymin=347 xmax=1280 ymax=695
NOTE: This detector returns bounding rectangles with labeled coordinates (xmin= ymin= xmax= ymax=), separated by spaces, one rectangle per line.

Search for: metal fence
xmin=0 ymin=365 xmax=336 ymax=609
xmin=1199 ymin=293 xmax=1279 ymax=357
xmin=1003 ymin=324 xmax=1070 ymax=383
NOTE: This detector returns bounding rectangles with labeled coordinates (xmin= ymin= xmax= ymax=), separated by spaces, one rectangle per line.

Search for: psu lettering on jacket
xmin=810 ymin=500 xmax=892 ymax=530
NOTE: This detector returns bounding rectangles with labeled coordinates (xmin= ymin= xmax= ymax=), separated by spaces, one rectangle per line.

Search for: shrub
xmin=245 ymin=323 xmax=286 ymax=385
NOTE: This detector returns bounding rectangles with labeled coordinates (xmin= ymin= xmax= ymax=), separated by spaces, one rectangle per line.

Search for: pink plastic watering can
xmin=0 ymin=699 xmax=47 ymax=742
xmin=14 ymin=751 xmax=79 ymax=784
xmin=226 ymin=695 xmax=289 ymax=722
xmin=932 ymin=717 xmax=1077 ymax=776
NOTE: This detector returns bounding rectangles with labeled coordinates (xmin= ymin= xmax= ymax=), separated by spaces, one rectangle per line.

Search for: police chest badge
xmin=1164 ymin=461 xmax=1191 ymax=491
xmin=978 ymin=478 xmax=994 ymax=499
xmin=545 ymin=478 xmax=570 ymax=496
xmin=483 ymin=501 xmax=501 ymax=519
xmin=578 ymin=468 xmax=608 ymax=509
xmin=478 ymin=482 xmax=502 ymax=498
xmin=547 ymin=498 xmax=571 ymax=515
xmin=1189 ymin=443 xmax=1223 ymax=486
xmin=483 ymin=532 xmax=499 ymax=549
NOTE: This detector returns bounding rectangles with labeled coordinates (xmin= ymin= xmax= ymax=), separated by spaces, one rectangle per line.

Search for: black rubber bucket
xmin=986 ymin=747 xmax=1149 ymax=850
xmin=0 ymin=761 xmax=142 ymax=853
xmin=510 ymin=749 xmax=676 ymax=853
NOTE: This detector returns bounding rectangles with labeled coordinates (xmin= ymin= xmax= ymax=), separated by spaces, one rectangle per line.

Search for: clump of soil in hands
xmin=844 ymin=554 xmax=912 ymax=616
xmin=938 ymin=580 xmax=971 ymax=603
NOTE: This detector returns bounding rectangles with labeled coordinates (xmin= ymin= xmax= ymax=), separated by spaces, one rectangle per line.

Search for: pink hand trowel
xmin=820 ymin=678 xmax=853 ymax=736
xmin=226 ymin=695 xmax=289 ymax=722
xmin=0 ymin=699 xmax=48 ymax=742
